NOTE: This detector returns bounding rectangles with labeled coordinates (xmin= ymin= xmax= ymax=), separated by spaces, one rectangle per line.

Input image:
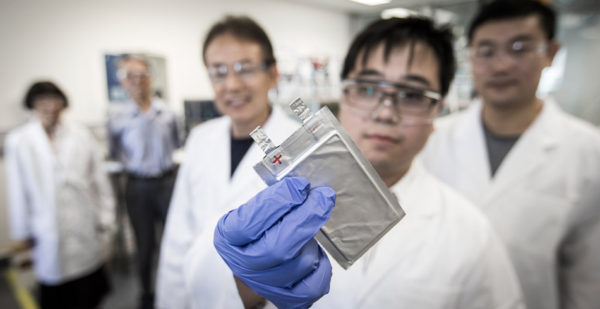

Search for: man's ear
xmin=268 ymin=65 xmax=279 ymax=90
xmin=430 ymin=99 xmax=446 ymax=133
xmin=435 ymin=97 xmax=446 ymax=117
xmin=437 ymin=99 xmax=446 ymax=115
xmin=546 ymin=40 xmax=561 ymax=67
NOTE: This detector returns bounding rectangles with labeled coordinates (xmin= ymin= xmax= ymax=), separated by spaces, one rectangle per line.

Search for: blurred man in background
xmin=108 ymin=55 xmax=181 ymax=309
xmin=421 ymin=1 xmax=600 ymax=308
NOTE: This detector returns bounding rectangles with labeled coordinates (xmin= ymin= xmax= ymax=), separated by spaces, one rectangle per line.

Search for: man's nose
xmin=223 ymin=71 xmax=244 ymax=90
xmin=129 ymin=76 xmax=145 ymax=84
xmin=489 ymin=51 xmax=517 ymax=71
xmin=372 ymin=97 xmax=399 ymax=124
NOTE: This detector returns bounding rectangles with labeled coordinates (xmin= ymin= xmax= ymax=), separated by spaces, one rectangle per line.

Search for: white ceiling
xmin=283 ymin=0 xmax=600 ymax=15
xmin=282 ymin=0 xmax=478 ymax=15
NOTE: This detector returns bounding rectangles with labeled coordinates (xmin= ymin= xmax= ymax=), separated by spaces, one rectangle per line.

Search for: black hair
xmin=341 ymin=17 xmax=456 ymax=97
xmin=24 ymin=81 xmax=68 ymax=110
xmin=467 ymin=0 xmax=557 ymax=44
xmin=202 ymin=15 xmax=275 ymax=66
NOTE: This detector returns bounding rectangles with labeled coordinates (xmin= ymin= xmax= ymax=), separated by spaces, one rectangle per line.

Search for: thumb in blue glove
xmin=214 ymin=177 xmax=336 ymax=309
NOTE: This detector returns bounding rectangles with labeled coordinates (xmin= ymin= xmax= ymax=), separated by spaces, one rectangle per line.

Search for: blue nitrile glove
xmin=214 ymin=177 xmax=336 ymax=309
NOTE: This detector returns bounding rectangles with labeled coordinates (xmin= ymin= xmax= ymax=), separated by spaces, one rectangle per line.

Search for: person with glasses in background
xmin=155 ymin=16 xmax=299 ymax=308
xmin=107 ymin=54 xmax=182 ymax=309
xmin=421 ymin=1 xmax=600 ymax=308
xmin=210 ymin=17 xmax=523 ymax=308
xmin=6 ymin=81 xmax=115 ymax=309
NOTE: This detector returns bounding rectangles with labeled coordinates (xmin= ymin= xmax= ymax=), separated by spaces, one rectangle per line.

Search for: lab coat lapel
xmin=450 ymin=102 xmax=492 ymax=205
xmin=226 ymin=143 xmax=264 ymax=206
xmin=212 ymin=118 xmax=234 ymax=210
xmin=483 ymin=99 xmax=561 ymax=204
xmin=30 ymin=121 xmax=56 ymax=164
xmin=226 ymin=106 xmax=299 ymax=208
xmin=27 ymin=121 xmax=57 ymax=204
xmin=225 ymin=107 xmax=289 ymax=208
xmin=54 ymin=124 xmax=75 ymax=176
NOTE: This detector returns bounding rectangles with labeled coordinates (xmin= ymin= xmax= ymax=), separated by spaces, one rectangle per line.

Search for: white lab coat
xmin=155 ymin=106 xmax=300 ymax=309
xmin=421 ymin=98 xmax=600 ymax=309
xmin=4 ymin=120 xmax=116 ymax=284
xmin=314 ymin=160 xmax=523 ymax=309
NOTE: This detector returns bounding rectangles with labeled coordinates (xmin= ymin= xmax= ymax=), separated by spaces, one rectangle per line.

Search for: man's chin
xmin=482 ymin=90 xmax=521 ymax=106
xmin=479 ymin=91 xmax=510 ymax=103
xmin=366 ymin=154 xmax=394 ymax=170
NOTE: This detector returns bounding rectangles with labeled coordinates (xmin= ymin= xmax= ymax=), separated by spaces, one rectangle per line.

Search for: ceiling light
xmin=350 ymin=0 xmax=392 ymax=6
xmin=381 ymin=8 xmax=417 ymax=19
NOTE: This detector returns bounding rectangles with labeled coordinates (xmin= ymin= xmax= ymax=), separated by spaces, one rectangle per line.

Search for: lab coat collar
xmin=28 ymin=119 xmax=57 ymax=156
xmin=450 ymin=101 xmax=494 ymax=189
xmin=389 ymin=159 xmax=440 ymax=219
xmin=29 ymin=120 xmax=76 ymax=180
xmin=486 ymin=97 xmax=561 ymax=191
xmin=455 ymin=97 xmax=562 ymax=205
xmin=229 ymin=105 xmax=291 ymax=181
xmin=225 ymin=105 xmax=298 ymax=207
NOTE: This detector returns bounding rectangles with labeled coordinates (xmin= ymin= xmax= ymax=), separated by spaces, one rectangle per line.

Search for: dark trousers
xmin=125 ymin=170 xmax=175 ymax=308
xmin=39 ymin=265 xmax=110 ymax=309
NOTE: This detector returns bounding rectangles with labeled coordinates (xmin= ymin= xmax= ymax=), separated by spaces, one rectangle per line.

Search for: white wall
xmin=0 ymin=160 xmax=7 ymax=249
xmin=0 ymin=0 xmax=352 ymax=129
xmin=553 ymin=16 xmax=600 ymax=125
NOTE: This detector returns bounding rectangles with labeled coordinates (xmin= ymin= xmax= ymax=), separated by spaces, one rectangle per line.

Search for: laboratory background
xmin=0 ymin=0 xmax=598 ymax=308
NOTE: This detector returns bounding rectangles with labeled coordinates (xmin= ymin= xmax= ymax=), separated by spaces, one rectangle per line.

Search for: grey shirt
xmin=483 ymin=122 xmax=520 ymax=177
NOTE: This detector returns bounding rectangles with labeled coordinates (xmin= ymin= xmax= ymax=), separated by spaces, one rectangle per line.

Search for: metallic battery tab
xmin=252 ymin=98 xmax=404 ymax=269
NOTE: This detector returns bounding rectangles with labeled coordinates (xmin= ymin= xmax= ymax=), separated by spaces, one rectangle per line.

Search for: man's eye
xmin=357 ymin=86 xmax=377 ymax=96
xmin=209 ymin=66 xmax=227 ymax=77
xmin=237 ymin=65 xmax=254 ymax=74
xmin=511 ymin=41 xmax=531 ymax=54
xmin=478 ymin=47 xmax=495 ymax=58
xmin=400 ymin=91 xmax=426 ymax=104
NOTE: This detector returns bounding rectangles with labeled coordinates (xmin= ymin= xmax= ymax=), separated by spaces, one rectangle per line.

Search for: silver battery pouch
xmin=250 ymin=98 xmax=405 ymax=269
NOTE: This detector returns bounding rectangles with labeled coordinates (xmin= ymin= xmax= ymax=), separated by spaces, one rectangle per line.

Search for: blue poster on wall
xmin=104 ymin=53 xmax=168 ymax=103
xmin=105 ymin=54 xmax=127 ymax=102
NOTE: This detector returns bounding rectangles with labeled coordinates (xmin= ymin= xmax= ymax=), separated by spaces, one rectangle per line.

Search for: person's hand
xmin=10 ymin=239 xmax=34 ymax=253
xmin=214 ymin=177 xmax=336 ymax=309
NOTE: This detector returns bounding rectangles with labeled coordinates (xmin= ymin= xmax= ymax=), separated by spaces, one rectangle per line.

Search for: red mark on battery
xmin=272 ymin=154 xmax=282 ymax=165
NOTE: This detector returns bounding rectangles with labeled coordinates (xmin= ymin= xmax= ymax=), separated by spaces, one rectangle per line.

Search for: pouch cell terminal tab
xmin=250 ymin=126 xmax=277 ymax=154
xmin=289 ymin=97 xmax=313 ymax=124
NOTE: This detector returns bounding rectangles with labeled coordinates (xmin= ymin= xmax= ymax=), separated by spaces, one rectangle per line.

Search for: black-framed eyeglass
xmin=341 ymin=79 xmax=441 ymax=115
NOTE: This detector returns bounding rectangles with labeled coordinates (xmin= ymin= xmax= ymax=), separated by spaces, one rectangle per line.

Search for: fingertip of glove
xmin=312 ymin=187 xmax=336 ymax=206
xmin=284 ymin=176 xmax=311 ymax=192
xmin=281 ymin=177 xmax=311 ymax=202
xmin=301 ymin=187 xmax=335 ymax=222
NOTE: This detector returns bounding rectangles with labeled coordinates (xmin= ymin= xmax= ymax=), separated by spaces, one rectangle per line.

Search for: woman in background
xmin=4 ymin=81 xmax=116 ymax=309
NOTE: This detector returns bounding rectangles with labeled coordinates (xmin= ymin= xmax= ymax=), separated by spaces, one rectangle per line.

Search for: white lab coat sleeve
xmin=4 ymin=133 xmax=32 ymax=241
xmin=559 ymin=200 xmax=600 ymax=309
xmin=459 ymin=229 xmax=525 ymax=309
xmin=156 ymin=149 xmax=200 ymax=309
